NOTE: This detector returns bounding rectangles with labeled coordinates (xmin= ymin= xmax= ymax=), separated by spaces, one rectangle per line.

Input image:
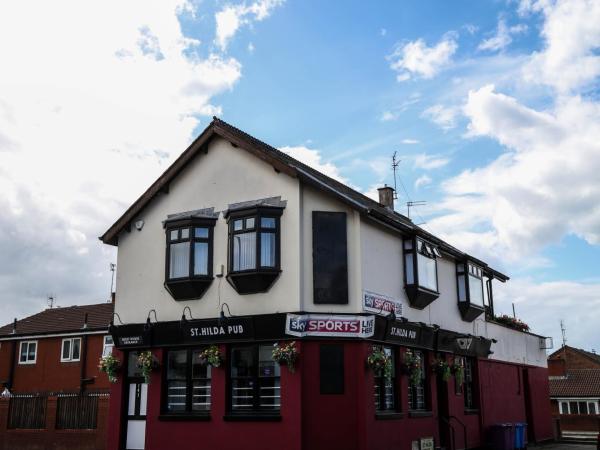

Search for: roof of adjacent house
xmin=99 ymin=117 xmax=508 ymax=281
xmin=0 ymin=303 xmax=114 ymax=338
xmin=550 ymin=369 xmax=600 ymax=397
xmin=548 ymin=345 xmax=600 ymax=366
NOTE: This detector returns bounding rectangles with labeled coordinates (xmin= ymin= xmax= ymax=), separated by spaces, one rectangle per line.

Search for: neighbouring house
xmin=0 ymin=302 xmax=114 ymax=450
xmin=100 ymin=117 xmax=554 ymax=450
xmin=548 ymin=345 xmax=600 ymax=440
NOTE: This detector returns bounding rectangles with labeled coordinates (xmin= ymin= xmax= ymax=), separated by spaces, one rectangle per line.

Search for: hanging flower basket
xmin=431 ymin=359 xmax=451 ymax=381
xmin=367 ymin=347 xmax=392 ymax=379
xmin=199 ymin=345 xmax=223 ymax=368
xmin=451 ymin=359 xmax=464 ymax=385
xmin=494 ymin=314 xmax=530 ymax=332
xmin=402 ymin=350 xmax=422 ymax=386
xmin=272 ymin=341 xmax=299 ymax=373
xmin=137 ymin=351 xmax=159 ymax=384
xmin=98 ymin=355 xmax=121 ymax=383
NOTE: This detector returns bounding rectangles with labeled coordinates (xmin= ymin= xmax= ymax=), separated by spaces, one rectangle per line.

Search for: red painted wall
xmin=0 ymin=334 xmax=112 ymax=393
xmin=524 ymin=366 xmax=554 ymax=442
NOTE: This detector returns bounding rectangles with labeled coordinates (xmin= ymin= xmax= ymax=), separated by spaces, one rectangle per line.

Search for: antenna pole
xmin=392 ymin=152 xmax=400 ymax=200
xmin=512 ymin=303 xmax=516 ymax=318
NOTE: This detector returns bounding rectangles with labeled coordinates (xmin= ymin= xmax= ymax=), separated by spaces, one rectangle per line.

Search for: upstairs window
xmin=61 ymin=337 xmax=81 ymax=362
xmin=19 ymin=341 xmax=37 ymax=364
xmin=457 ymin=262 xmax=487 ymax=322
xmin=225 ymin=200 xmax=285 ymax=295
xmin=103 ymin=335 xmax=114 ymax=357
xmin=163 ymin=210 xmax=218 ymax=301
xmin=403 ymin=237 xmax=441 ymax=309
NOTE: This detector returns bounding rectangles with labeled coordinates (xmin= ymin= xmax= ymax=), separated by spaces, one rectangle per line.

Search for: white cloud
xmin=494 ymin=278 xmax=600 ymax=349
xmin=401 ymin=139 xmax=420 ymax=145
xmin=522 ymin=0 xmax=600 ymax=92
xmin=215 ymin=0 xmax=285 ymax=51
xmin=388 ymin=34 xmax=458 ymax=81
xmin=421 ymin=104 xmax=459 ymax=130
xmin=248 ymin=42 xmax=255 ymax=53
xmin=279 ymin=146 xmax=348 ymax=183
xmin=0 ymin=0 xmax=278 ymax=322
xmin=380 ymin=28 xmax=387 ymax=37
xmin=380 ymin=111 xmax=398 ymax=122
xmin=413 ymin=153 xmax=450 ymax=170
xmin=463 ymin=24 xmax=479 ymax=35
xmin=478 ymin=18 xmax=527 ymax=52
xmin=414 ymin=174 xmax=432 ymax=189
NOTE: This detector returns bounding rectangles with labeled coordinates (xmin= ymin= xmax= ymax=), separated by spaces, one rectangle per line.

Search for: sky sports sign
xmin=362 ymin=290 xmax=403 ymax=317
xmin=285 ymin=314 xmax=375 ymax=338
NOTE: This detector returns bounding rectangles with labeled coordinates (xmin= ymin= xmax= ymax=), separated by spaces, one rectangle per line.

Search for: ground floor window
xmin=230 ymin=344 xmax=280 ymax=412
xmin=164 ymin=348 xmax=211 ymax=414
xmin=463 ymin=357 xmax=476 ymax=409
xmin=559 ymin=400 xmax=599 ymax=415
xmin=374 ymin=346 xmax=396 ymax=411
xmin=408 ymin=350 xmax=428 ymax=411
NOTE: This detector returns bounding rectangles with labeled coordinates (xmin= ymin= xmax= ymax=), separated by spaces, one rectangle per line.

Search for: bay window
xmin=226 ymin=202 xmax=284 ymax=295
xmin=164 ymin=211 xmax=217 ymax=301
xmin=229 ymin=344 xmax=280 ymax=415
xmin=403 ymin=237 xmax=441 ymax=309
xmin=457 ymin=262 xmax=487 ymax=322
xmin=164 ymin=349 xmax=211 ymax=415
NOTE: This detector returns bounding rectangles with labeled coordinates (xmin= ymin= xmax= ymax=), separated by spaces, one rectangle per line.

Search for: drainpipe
xmin=79 ymin=313 xmax=89 ymax=393
xmin=6 ymin=319 xmax=17 ymax=390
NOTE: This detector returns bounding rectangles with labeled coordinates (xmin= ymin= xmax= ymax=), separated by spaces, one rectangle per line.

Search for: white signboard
xmin=285 ymin=314 xmax=375 ymax=338
xmin=420 ymin=437 xmax=434 ymax=450
xmin=362 ymin=290 xmax=403 ymax=317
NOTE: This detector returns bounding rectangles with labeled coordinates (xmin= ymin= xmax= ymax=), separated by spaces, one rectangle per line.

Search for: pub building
xmin=101 ymin=118 xmax=553 ymax=450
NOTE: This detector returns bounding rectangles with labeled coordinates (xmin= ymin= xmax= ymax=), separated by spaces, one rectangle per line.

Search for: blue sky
xmin=0 ymin=0 xmax=598 ymax=349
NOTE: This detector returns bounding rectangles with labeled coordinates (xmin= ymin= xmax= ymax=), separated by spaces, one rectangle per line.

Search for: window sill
xmin=404 ymin=285 xmax=439 ymax=310
xmin=464 ymin=408 xmax=480 ymax=415
xmin=226 ymin=270 xmax=281 ymax=295
xmin=164 ymin=278 xmax=213 ymax=301
xmin=408 ymin=410 xmax=433 ymax=418
xmin=375 ymin=412 xmax=404 ymax=420
xmin=158 ymin=413 xmax=211 ymax=422
xmin=223 ymin=413 xmax=281 ymax=422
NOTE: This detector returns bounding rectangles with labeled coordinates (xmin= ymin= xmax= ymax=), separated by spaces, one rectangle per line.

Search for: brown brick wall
xmin=549 ymin=347 xmax=600 ymax=370
xmin=0 ymin=395 xmax=109 ymax=450
xmin=558 ymin=414 xmax=600 ymax=433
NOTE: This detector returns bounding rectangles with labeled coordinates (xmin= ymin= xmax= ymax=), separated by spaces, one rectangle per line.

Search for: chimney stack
xmin=378 ymin=185 xmax=395 ymax=210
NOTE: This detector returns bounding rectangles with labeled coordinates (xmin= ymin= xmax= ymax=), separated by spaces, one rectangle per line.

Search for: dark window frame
xmin=227 ymin=343 xmax=281 ymax=414
xmin=373 ymin=345 xmax=398 ymax=412
xmin=456 ymin=261 xmax=488 ymax=322
xmin=407 ymin=350 xmax=429 ymax=411
xmin=162 ymin=348 xmax=212 ymax=416
xmin=402 ymin=236 xmax=441 ymax=309
xmin=225 ymin=206 xmax=283 ymax=295
xmin=164 ymin=217 xmax=217 ymax=300
xmin=463 ymin=357 xmax=477 ymax=410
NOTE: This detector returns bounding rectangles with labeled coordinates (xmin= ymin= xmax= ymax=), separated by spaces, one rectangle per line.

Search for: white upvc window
xmin=61 ymin=337 xmax=81 ymax=362
xmin=558 ymin=399 xmax=600 ymax=415
xmin=102 ymin=335 xmax=114 ymax=357
xmin=19 ymin=341 xmax=37 ymax=364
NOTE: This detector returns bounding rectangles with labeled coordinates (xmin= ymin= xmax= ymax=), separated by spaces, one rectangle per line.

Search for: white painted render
xmin=113 ymin=135 xmax=546 ymax=368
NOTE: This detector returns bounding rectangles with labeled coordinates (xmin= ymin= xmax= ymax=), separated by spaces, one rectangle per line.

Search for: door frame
xmin=120 ymin=351 xmax=148 ymax=450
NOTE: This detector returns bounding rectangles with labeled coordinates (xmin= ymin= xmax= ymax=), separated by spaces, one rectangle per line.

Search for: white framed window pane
xmin=245 ymin=217 xmax=255 ymax=229
xmin=260 ymin=232 xmax=276 ymax=267
xmin=233 ymin=232 xmax=256 ymax=271
xmin=261 ymin=217 xmax=276 ymax=229
xmin=195 ymin=227 xmax=209 ymax=239
xmin=234 ymin=220 xmax=243 ymax=231
xmin=180 ymin=228 xmax=189 ymax=239
xmin=170 ymin=242 xmax=190 ymax=278
xmin=588 ymin=402 xmax=597 ymax=415
xmin=170 ymin=230 xmax=178 ymax=241
xmin=417 ymin=253 xmax=437 ymax=291
xmin=20 ymin=343 xmax=28 ymax=362
xmin=72 ymin=338 xmax=81 ymax=360
xmin=28 ymin=342 xmax=36 ymax=361
xmin=468 ymin=275 xmax=484 ymax=306
xmin=458 ymin=275 xmax=467 ymax=302
xmin=103 ymin=336 xmax=114 ymax=357
xmin=62 ymin=340 xmax=71 ymax=360
xmin=194 ymin=242 xmax=209 ymax=275
xmin=560 ymin=402 xmax=568 ymax=414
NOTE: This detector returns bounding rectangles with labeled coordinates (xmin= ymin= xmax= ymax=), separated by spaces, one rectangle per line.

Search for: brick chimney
xmin=378 ymin=185 xmax=395 ymax=210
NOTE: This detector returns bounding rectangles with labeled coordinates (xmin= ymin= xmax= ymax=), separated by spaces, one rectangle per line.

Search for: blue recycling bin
xmin=514 ymin=423 xmax=528 ymax=450
xmin=489 ymin=423 xmax=515 ymax=450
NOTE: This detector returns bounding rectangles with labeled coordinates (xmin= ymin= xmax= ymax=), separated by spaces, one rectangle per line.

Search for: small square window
xmin=195 ymin=227 xmax=209 ymax=239
xmin=180 ymin=228 xmax=190 ymax=239
xmin=261 ymin=217 xmax=276 ymax=228
xmin=234 ymin=220 xmax=243 ymax=231
xmin=170 ymin=230 xmax=178 ymax=241
xmin=245 ymin=217 xmax=255 ymax=229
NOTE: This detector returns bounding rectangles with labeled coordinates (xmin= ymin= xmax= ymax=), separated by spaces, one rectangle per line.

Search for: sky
xmin=0 ymin=0 xmax=598 ymax=351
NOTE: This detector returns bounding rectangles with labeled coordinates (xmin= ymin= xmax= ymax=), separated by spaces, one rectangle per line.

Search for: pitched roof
xmin=0 ymin=303 xmax=114 ymax=338
xmin=99 ymin=117 xmax=508 ymax=281
xmin=550 ymin=369 xmax=600 ymax=397
xmin=548 ymin=345 xmax=600 ymax=366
